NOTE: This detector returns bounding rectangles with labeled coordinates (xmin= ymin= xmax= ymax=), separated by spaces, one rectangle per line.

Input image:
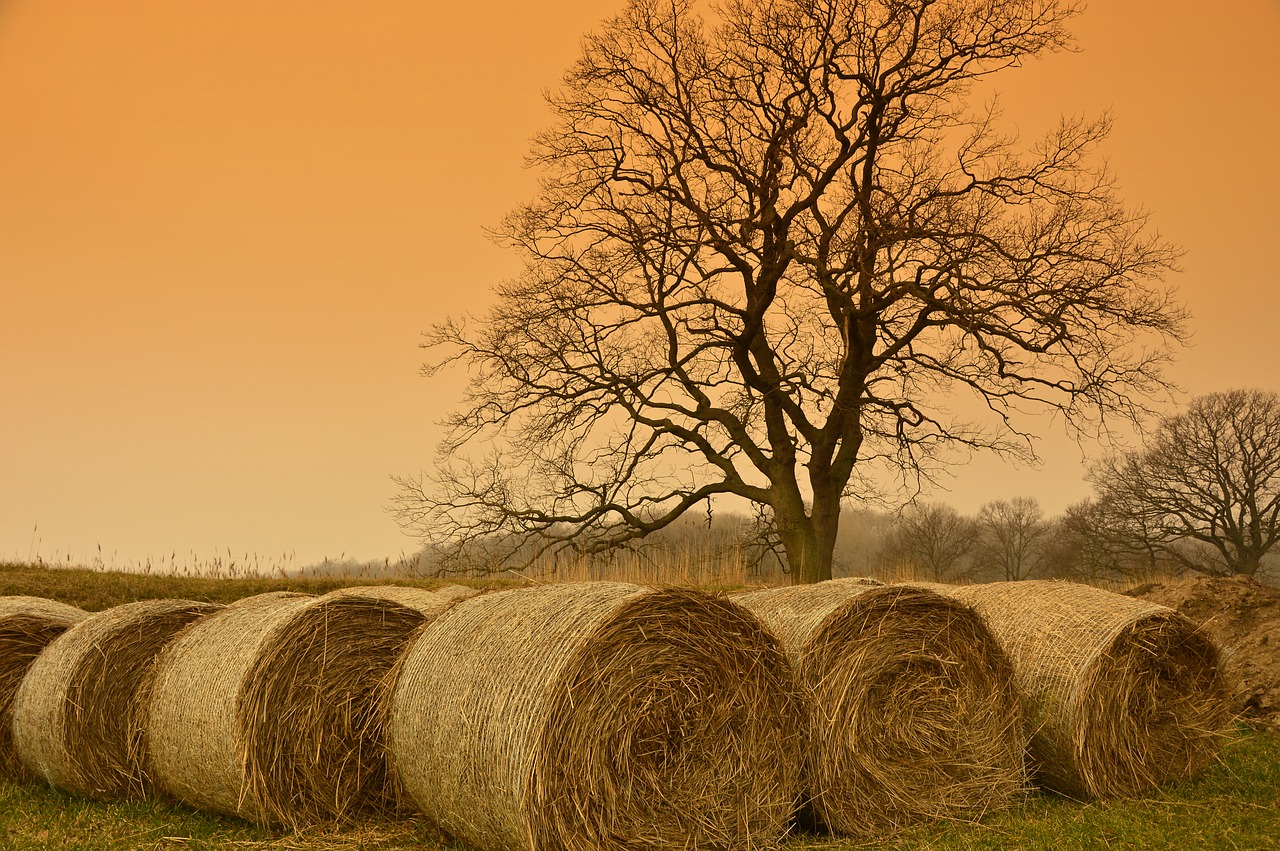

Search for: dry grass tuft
xmin=921 ymin=580 xmax=1233 ymax=798
xmin=0 ymin=596 xmax=88 ymax=779
xmin=390 ymin=582 xmax=802 ymax=851
xmin=736 ymin=578 xmax=1026 ymax=837
xmin=12 ymin=599 xmax=220 ymax=800
xmin=144 ymin=588 xmax=457 ymax=827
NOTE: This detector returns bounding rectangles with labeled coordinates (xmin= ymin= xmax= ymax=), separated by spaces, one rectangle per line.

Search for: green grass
xmin=0 ymin=783 xmax=456 ymax=850
xmin=844 ymin=724 xmax=1280 ymax=850
xmin=0 ymin=727 xmax=1275 ymax=850
xmin=3 ymin=562 xmax=1277 ymax=850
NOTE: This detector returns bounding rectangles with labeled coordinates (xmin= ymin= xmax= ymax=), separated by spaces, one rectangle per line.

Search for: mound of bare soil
xmin=1126 ymin=575 xmax=1280 ymax=728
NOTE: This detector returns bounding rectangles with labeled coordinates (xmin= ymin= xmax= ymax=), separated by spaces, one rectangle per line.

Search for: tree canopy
xmin=395 ymin=0 xmax=1185 ymax=583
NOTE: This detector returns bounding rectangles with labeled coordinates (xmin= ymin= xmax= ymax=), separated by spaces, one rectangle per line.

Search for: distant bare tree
xmin=1088 ymin=389 xmax=1280 ymax=577
xmin=1037 ymin=499 xmax=1136 ymax=582
xmin=393 ymin=0 xmax=1185 ymax=583
xmin=1052 ymin=497 xmax=1182 ymax=580
xmin=884 ymin=502 xmax=975 ymax=581
xmin=974 ymin=496 xmax=1048 ymax=581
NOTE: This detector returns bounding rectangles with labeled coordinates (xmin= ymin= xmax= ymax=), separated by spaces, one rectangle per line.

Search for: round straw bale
xmin=735 ymin=579 xmax=1026 ymax=837
xmin=144 ymin=591 xmax=317 ymax=818
xmin=145 ymin=587 xmax=456 ymax=826
xmin=390 ymin=582 xmax=802 ymax=851
xmin=238 ymin=585 xmax=458 ymax=827
xmin=0 ymin=596 xmax=88 ymax=779
xmin=12 ymin=599 xmax=220 ymax=800
xmin=917 ymin=580 xmax=1233 ymax=799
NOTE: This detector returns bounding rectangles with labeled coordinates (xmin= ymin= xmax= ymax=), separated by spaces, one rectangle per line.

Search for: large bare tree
xmin=1088 ymin=389 xmax=1280 ymax=577
xmin=394 ymin=0 xmax=1185 ymax=583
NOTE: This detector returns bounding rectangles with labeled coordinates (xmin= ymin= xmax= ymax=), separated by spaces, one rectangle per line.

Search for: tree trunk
xmin=781 ymin=528 xmax=832 ymax=584
xmin=774 ymin=494 xmax=837 ymax=585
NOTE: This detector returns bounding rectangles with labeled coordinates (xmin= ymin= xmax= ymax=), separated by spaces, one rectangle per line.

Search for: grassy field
xmin=1 ymin=726 xmax=1275 ymax=850
xmin=2 ymin=561 xmax=1277 ymax=850
xmin=0 ymin=561 xmax=516 ymax=612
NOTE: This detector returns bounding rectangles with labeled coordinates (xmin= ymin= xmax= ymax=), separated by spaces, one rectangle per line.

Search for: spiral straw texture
xmin=0 ymin=596 xmax=88 ymax=779
xmin=390 ymin=582 xmax=803 ymax=851
xmin=736 ymin=579 xmax=1026 ymax=837
xmin=13 ymin=598 xmax=220 ymax=800
xmin=238 ymin=585 xmax=457 ymax=826
xmin=917 ymin=580 xmax=1232 ymax=798
xmin=144 ymin=591 xmax=315 ymax=820
xmin=144 ymin=587 xmax=457 ymax=826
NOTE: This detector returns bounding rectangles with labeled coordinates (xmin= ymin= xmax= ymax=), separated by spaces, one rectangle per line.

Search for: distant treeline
xmin=344 ymin=498 xmax=1277 ymax=587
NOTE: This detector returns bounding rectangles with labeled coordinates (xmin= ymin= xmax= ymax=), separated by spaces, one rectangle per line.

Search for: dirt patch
xmin=1125 ymin=575 xmax=1280 ymax=728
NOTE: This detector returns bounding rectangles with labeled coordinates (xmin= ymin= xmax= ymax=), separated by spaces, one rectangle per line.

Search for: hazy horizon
xmin=4 ymin=0 xmax=1279 ymax=567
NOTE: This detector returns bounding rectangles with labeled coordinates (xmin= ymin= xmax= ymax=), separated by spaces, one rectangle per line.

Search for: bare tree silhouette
xmin=884 ymin=502 xmax=976 ymax=581
xmin=394 ymin=0 xmax=1184 ymax=583
xmin=974 ymin=496 xmax=1048 ymax=581
xmin=1089 ymin=389 xmax=1280 ymax=577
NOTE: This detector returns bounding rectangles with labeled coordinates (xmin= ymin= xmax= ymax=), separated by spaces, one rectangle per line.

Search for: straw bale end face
xmin=530 ymin=588 xmax=804 ymax=851
xmin=142 ymin=591 xmax=318 ymax=820
xmin=0 ymin=596 xmax=89 ymax=780
xmin=239 ymin=587 xmax=456 ymax=828
xmin=924 ymin=580 xmax=1234 ymax=799
xmin=12 ymin=598 xmax=221 ymax=801
xmin=737 ymin=581 xmax=1027 ymax=838
xmin=145 ymin=587 xmax=462 ymax=828
xmin=392 ymin=582 xmax=804 ymax=851
xmin=1068 ymin=612 xmax=1232 ymax=799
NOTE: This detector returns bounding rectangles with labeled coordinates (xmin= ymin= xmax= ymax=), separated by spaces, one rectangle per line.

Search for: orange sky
xmin=3 ymin=0 xmax=1279 ymax=569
